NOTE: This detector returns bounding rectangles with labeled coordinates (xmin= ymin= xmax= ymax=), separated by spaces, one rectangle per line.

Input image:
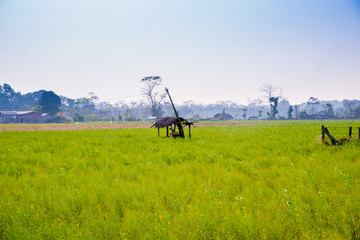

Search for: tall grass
xmin=0 ymin=121 xmax=359 ymax=239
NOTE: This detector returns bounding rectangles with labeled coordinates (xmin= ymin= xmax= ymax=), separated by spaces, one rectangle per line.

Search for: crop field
xmin=0 ymin=121 xmax=360 ymax=239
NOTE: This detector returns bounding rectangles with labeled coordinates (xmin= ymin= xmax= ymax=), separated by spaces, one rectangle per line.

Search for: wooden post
xmin=178 ymin=123 xmax=185 ymax=139
xmin=321 ymin=125 xmax=325 ymax=143
xmin=324 ymin=127 xmax=338 ymax=145
xmin=158 ymin=127 xmax=160 ymax=137
xmin=358 ymin=127 xmax=360 ymax=141
xmin=349 ymin=126 xmax=352 ymax=140
xmin=165 ymin=88 xmax=184 ymax=138
xmin=167 ymin=126 xmax=169 ymax=137
xmin=189 ymin=125 xmax=191 ymax=139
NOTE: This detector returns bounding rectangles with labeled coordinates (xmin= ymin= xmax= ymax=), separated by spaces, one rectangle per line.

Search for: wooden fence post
xmin=349 ymin=126 xmax=352 ymax=140
xmin=322 ymin=125 xmax=325 ymax=143
xmin=323 ymin=127 xmax=338 ymax=145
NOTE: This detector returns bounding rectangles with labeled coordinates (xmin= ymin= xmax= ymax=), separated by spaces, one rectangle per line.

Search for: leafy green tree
xmin=74 ymin=97 xmax=96 ymax=110
xmin=294 ymin=105 xmax=299 ymax=119
xmin=299 ymin=111 xmax=308 ymax=119
xmin=73 ymin=113 xmax=84 ymax=122
xmin=269 ymin=97 xmax=279 ymax=119
xmin=32 ymin=104 xmax=42 ymax=113
xmin=191 ymin=114 xmax=201 ymax=121
xmin=343 ymin=100 xmax=357 ymax=117
xmin=322 ymin=103 xmax=334 ymax=116
xmin=335 ymin=107 xmax=344 ymax=118
xmin=0 ymin=83 xmax=21 ymax=110
xmin=259 ymin=83 xmax=282 ymax=119
xmin=242 ymin=108 xmax=247 ymax=120
xmin=353 ymin=105 xmax=360 ymax=118
xmin=306 ymin=97 xmax=320 ymax=115
xmin=86 ymin=114 xmax=100 ymax=122
xmin=38 ymin=91 xmax=61 ymax=116
xmin=52 ymin=113 xmax=66 ymax=123
xmin=288 ymin=106 xmax=294 ymax=119
xmin=118 ymin=111 xmax=123 ymax=121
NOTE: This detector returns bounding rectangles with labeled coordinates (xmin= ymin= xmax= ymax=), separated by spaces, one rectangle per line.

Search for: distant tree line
xmin=0 ymin=84 xmax=46 ymax=111
xmin=1 ymin=83 xmax=360 ymax=122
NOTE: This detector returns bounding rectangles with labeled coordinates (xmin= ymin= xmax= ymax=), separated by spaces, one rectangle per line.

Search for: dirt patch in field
xmin=196 ymin=122 xmax=295 ymax=127
xmin=0 ymin=123 xmax=153 ymax=131
xmin=0 ymin=122 xmax=294 ymax=131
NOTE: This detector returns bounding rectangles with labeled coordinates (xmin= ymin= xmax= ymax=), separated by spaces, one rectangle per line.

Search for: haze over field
xmin=1 ymin=0 xmax=360 ymax=104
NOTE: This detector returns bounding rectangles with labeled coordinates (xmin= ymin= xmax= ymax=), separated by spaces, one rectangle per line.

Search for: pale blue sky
xmin=1 ymin=0 xmax=360 ymax=104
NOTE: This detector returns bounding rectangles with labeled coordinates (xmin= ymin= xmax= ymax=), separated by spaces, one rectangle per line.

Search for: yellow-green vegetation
xmin=1 ymin=121 xmax=360 ymax=239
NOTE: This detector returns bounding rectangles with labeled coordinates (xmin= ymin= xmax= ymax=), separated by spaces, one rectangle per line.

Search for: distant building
xmin=41 ymin=113 xmax=52 ymax=123
xmin=0 ymin=111 xmax=42 ymax=123
xmin=0 ymin=111 xmax=19 ymax=123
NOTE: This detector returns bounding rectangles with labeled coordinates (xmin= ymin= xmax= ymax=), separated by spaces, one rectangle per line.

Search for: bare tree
xmin=259 ymin=83 xmax=281 ymax=99
xmin=247 ymin=98 xmax=264 ymax=106
xmin=141 ymin=76 xmax=166 ymax=118
xmin=259 ymin=83 xmax=283 ymax=119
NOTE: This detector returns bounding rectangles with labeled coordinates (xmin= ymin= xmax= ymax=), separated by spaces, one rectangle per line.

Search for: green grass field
xmin=1 ymin=121 xmax=360 ymax=239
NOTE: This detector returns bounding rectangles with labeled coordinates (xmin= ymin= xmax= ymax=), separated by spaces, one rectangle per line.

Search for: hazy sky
xmin=1 ymin=0 xmax=360 ymax=105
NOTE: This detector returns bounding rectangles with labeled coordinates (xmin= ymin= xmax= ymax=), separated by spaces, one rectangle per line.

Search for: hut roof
xmin=213 ymin=113 xmax=233 ymax=120
xmin=151 ymin=117 xmax=194 ymax=128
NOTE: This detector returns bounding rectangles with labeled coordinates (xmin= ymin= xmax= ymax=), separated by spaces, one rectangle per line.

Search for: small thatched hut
xmin=212 ymin=113 xmax=233 ymax=121
xmin=151 ymin=117 xmax=195 ymax=138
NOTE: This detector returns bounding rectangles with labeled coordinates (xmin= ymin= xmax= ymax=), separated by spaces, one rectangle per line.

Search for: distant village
xmin=1 ymin=82 xmax=360 ymax=124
